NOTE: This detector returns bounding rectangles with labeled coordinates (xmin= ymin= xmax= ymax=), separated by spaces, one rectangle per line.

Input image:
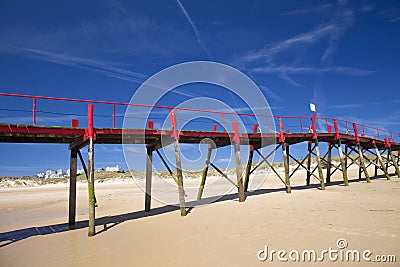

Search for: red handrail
xmin=0 ymin=92 xmax=399 ymax=142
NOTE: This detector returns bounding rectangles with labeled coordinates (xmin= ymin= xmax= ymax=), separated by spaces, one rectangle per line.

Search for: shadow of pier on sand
xmin=0 ymin=173 xmax=392 ymax=248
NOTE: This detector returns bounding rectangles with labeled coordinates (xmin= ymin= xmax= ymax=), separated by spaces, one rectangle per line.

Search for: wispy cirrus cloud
xmin=239 ymin=4 xmax=354 ymax=66
xmin=259 ymin=85 xmax=284 ymax=102
xmin=281 ymin=4 xmax=333 ymax=16
xmin=175 ymin=0 xmax=214 ymax=60
xmin=233 ymin=1 xmax=368 ymax=86
xmin=0 ymin=44 xmax=148 ymax=83
xmin=378 ymin=8 xmax=400 ymax=23
xmin=252 ymin=65 xmax=375 ymax=76
xmin=328 ymin=103 xmax=365 ymax=109
xmin=360 ymin=5 xmax=374 ymax=13
xmin=0 ymin=44 xmax=199 ymax=98
xmin=237 ymin=24 xmax=336 ymax=66
xmin=321 ymin=3 xmax=355 ymax=64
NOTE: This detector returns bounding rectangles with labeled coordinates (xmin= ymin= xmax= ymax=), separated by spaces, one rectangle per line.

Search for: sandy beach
xmin=1 ymin=165 xmax=400 ymax=266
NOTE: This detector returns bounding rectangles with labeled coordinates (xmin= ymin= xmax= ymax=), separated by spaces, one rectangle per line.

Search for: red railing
xmin=0 ymin=92 xmax=399 ymax=143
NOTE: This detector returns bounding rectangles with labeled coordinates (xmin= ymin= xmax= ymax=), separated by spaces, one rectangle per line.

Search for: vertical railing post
xmin=221 ymin=113 xmax=227 ymax=132
xmin=266 ymin=116 xmax=271 ymax=133
xmin=300 ymin=117 xmax=304 ymax=132
xmin=333 ymin=119 xmax=340 ymax=140
xmin=32 ymin=97 xmax=37 ymax=125
xmin=278 ymin=117 xmax=285 ymax=143
xmin=112 ymin=104 xmax=116 ymax=128
xmin=311 ymin=116 xmax=317 ymax=140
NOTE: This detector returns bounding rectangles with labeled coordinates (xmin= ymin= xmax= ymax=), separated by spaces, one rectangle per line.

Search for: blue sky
xmin=0 ymin=0 xmax=399 ymax=176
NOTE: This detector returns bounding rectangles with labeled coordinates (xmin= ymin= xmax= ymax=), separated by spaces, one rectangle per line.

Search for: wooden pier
xmin=1 ymin=92 xmax=399 ymax=236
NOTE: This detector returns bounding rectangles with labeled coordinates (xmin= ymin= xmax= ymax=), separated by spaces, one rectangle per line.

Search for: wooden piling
xmin=282 ymin=143 xmax=291 ymax=193
xmin=358 ymin=145 xmax=371 ymax=183
xmin=173 ymin=139 xmax=187 ymax=216
xmin=373 ymin=142 xmax=390 ymax=180
xmin=326 ymin=144 xmax=332 ymax=183
xmin=87 ymin=137 xmax=96 ymax=236
xmin=243 ymin=147 xmax=254 ymax=192
xmin=314 ymin=139 xmax=325 ymax=190
xmin=374 ymin=156 xmax=378 ymax=177
xmin=197 ymin=145 xmax=212 ymax=200
xmin=234 ymin=142 xmax=245 ymax=202
xmin=68 ymin=149 xmax=77 ymax=227
xmin=388 ymin=146 xmax=400 ymax=178
xmin=145 ymin=147 xmax=153 ymax=211
xmin=337 ymin=141 xmax=349 ymax=186
xmin=306 ymin=141 xmax=311 ymax=186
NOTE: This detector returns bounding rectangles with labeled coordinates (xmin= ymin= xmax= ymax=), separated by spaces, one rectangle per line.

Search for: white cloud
xmin=378 ymin=8 xmax=400 ymax=23
xmin=252 ymin=65 xmax=375 ymax=76
xmin=259 ymin=85 xmax=284 ymax=102
xmin=233 ymin=2 xmax=367 ymax=86
xmin=360 ymin=5 xmax=374 ymax=13
xmin=281 ymin=4 xmax=333 ymax=16
xmin=0 ymin=43 xmax=147 ymax=83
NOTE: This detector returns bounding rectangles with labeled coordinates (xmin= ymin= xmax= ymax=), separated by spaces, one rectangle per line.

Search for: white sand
xmin=1 ymin=165 xmax=400 ymax=266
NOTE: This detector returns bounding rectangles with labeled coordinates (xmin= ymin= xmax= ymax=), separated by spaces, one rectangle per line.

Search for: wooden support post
xmin=388 ymin=146 xmax=400 ymax=178
xmin=87 ymin=137 xmax=96 ymax=236
xmin=68 ymin=149 xmax=77 ymax=227
xmin=314 ymin=139 xmax=325 ymax=190
xmin=385 ymin=152 xmax=389 ymax=172
xmin=86 ymin=104 xmax=96 ymax=237
xmin=197 ymin=145 xmax=212 ymax=200
xmin=345 ymin=145 xmax=348 ymax=168
xmin=169 ymin=109 xmax=186 ymax=216
xmin=326 ymin=144 xmax=332 ymax=183
xmin=234 ymin=142 xmax=245 ymax=202
xmin=373 ymin=142 xmax=390 ymax=180
xmin=145 ymin=147 xmax=153 ymax=211
xmin=358 ymin=145 xmax=371 ymax=183
xmin=398 ymin=150 xmax=400 ymax=165
xmin=243 ymin=146 xmax=254 ymax=192
xmin=173 ymin=139 xmax=187 ymax=216
xmin=374 ymin=156 xmax=378 ymax=177
xmin=337 ymin=140 xmax=349 ymax=186
xmin=306 ymin=141 xmax=311 ymax=186
xmin=232 ymin=121 xmax=245 ymax=202
xmin=282 ymin=143 xmax=291 ymax=193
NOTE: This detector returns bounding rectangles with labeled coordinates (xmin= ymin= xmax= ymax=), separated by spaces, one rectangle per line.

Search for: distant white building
xmin=66 ymin=169 xmax=85 ymax=176
xmin=42 ymin=169 xmax=66 ymax=178
xmin=36 ymin=168 xmax=84 ymax=178
xmin=106 ymin=165 xmax=123 ymax=172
